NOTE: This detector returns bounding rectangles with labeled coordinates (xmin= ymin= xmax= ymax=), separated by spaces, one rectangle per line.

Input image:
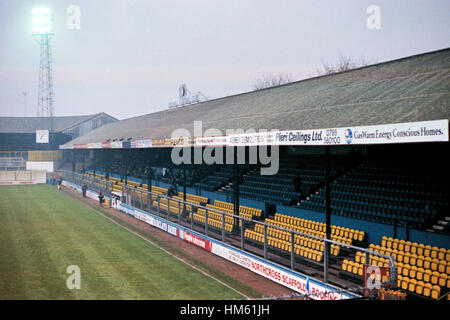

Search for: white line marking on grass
xmin=86 ymin=204 xmax=250 ymax=300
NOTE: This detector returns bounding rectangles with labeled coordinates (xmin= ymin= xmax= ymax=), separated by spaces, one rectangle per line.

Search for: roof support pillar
xmin=93 ymin=150 xmax=96 ymax=179
xmin=183 ymin=160 xmax=187 ymax=216
xmin=124 ymin=156 xmax=128 ymax=186
xmin=146 ymin=159 xmax=152 ymax=194
xmin=324 ymin=145 xmax=331 ymax=283
xmin=233 ymin=147 xmax=240 ymax=232
xmin=72 ymin=150 xmax=75 ymax=172
xmin=106 ymin=151 xmax=110 ymax=181
xmin=82 ymin=149 xmax=85 ymax=173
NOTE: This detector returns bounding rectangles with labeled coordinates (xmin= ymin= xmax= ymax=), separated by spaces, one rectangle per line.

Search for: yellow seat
xmin=415 ymin=281 xmax=424 ymax=295
xmin=438 ymin=260 xmax=446 ymax=273
xmin=360 ymin=254 xmax=366 ymax=264
xmin=404 ymin=241 xmax=412 ymax=253
xmin=431 ymin=285 xmax=440 ymax=299
xmin=416 ymin=257 xmax=424 ymax=268
xmin=430 ymin=258 xmax=439 ymax=271
xmin=438 ymin=273 xmax=448 ymax=287
xmin=408 ymin=278 xmax=417 ymax=292
xmin=416 ymin=267 xmax=424 ymax=281
xmin=401 ymin=278 xmax=409 ymax=291
xmin=398 ymin=240 xmax=405 ymax=252
xmin=423 ymin=257 xmax=432 ymax=270
xmin=391 ymin=250 xmax=398 ymax=261
xmin=343 ymin=229 xmax=349 ymax=238
xmin=423 ymin=270 xmax=432 ymax=283
xmin=402 ymin=264 xmax=410 ymax=277
xmin=430 ymin=271 xmax=440 ymax=285
xmin=358 ymin=232 xmax=364 ymax=241
xmin=430 ymin=247 xmax=439 ymax=259
xmin=423 ymin=245 xmax=431 ymax=257
xmin=357 ymin=265 xmax=364 ymax=276
xmin=423 ymin=283 xmax=432 ymax=297
xmin=396 ymin=262 xmax=404 ymax=275
xmin=438 ymin=248 xmax=446 ymax=260
xmin=417 ymin=244 xmax=424 ymax=256
xmin=410 ymin=243 xmax=418 ymax=255
xmin=409 ymin=254 xmax=417 ymax=267
xmin=403 ymin=252 xmax=411 ymax=265
xmin=409 ymin=266 xmax=418 ymax=279
xmin=386 ymin=237 xmax=393 ymax=249
xmin=381 ymin=236 xmax=388 ymax=247
xmin=316 ymin=253 xmax=323 ymax=262
xmin=397 ymin=275 xmax=403 ymax=288
xmin=392 ymin=240 xmax=399 ymax=250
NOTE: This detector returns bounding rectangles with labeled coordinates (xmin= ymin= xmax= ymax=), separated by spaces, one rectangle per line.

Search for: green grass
xmin=0 ymin=185 xmax=246 ymax=300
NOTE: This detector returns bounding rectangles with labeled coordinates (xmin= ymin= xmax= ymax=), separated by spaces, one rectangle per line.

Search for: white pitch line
xmin=86 ymin=203 xmax=250 ymax=300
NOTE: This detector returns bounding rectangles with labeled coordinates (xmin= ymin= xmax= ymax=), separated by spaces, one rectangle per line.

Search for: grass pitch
xmin=0 ymin=185 xmax=247 ymax=299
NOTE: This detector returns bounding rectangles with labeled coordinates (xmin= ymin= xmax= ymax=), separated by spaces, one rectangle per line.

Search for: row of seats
xmin=397 ymin=263 xmax=449 ymax=287
xmin=213 ymin=200 xmax=262 ymax=219
xmin=354 ymin=252 xmax=391 ymax=268
xmin=157 ymin=198 xmax=190 ymax=215
xmin=196 ymin=207 xmax=235 ymax=225
xmin=273 ymin=213 xmax=365 ymax=241
xmin=329 ymin=184 xmax=444 ymax=204
xmin=300 ymin=201 xmax=427 ymax=227
xmin=380 ymin=236 xmax=450 ymax=260
xmin=191 ymin=211 xmax=234 ymax=232
xmin=253 ymin=224 xmax=340 ymax=255
xmin=264 ymin=219 xmax=351 ymax=248
xmin=308 ymin=195 xmax=434 ymax=217
xmin=398 ymin=276 xmax=443 ymax=299
xmin=247 ymin=224 xmax=341 ymax=257
xmin=369 ymin=244 xmax=449 ymax=272
xmin=245 ymin=229 xmax=325 ymax=262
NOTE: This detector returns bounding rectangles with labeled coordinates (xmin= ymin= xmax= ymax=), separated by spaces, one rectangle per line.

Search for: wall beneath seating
xmin=276 ymin=205 xmax=450 ymax=249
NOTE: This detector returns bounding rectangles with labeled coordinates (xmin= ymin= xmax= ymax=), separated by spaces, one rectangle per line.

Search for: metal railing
xmin=61 ymin=170 xmax=115 ymax=195
xmin=61 ymin=170 xmax=397 ymax=294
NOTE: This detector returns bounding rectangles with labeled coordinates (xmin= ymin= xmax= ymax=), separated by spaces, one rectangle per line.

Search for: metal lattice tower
xmin=32 ymin=8 xmax=55 ymax=132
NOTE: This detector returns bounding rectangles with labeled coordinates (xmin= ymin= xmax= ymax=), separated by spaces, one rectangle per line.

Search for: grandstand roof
xmin=63 ymin=48 xmax=450 ymax=146
xmin=0 ymin=113 xmax=117 ymax=134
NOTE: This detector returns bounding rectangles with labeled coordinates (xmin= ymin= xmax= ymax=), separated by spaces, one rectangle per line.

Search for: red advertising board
xmin=183 ymin=231 xmax=212 ymax=252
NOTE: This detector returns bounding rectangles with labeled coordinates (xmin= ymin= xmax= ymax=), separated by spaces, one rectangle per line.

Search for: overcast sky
xmin=0 ymin=0 xmax=449 ymax=120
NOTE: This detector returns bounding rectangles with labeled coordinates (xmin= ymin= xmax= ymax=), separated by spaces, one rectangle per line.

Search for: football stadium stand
xmin=54 ymin=48 xmax=450 ymax=300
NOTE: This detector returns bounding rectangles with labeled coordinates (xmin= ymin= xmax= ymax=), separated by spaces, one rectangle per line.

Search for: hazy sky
xmin=1 ymin=0 xmax=449 ymax=120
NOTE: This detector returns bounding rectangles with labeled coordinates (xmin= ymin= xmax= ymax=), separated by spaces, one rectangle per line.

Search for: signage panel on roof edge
xmin=60 ymin=119 xmax=448 ymax=149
